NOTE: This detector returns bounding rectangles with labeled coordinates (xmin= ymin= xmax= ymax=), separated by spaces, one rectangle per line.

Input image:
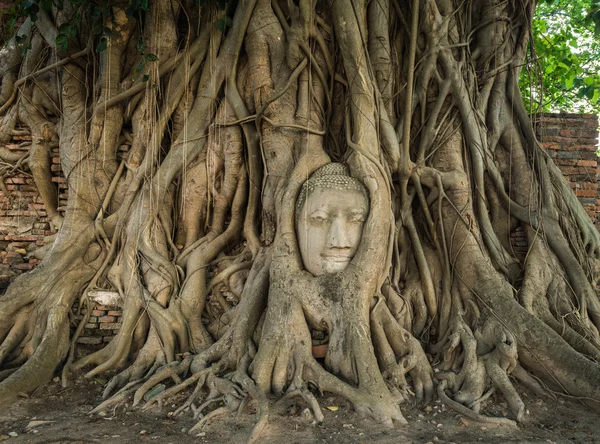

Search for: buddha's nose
xmin=328 ymin=217 xmax=351 ymax=249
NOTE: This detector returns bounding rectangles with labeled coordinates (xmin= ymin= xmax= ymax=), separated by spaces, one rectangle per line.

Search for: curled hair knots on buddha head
xmin=295 ymin=163 xmax=369 ymax=219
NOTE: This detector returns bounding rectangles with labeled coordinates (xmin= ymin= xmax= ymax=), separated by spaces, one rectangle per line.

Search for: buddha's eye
xmin=349 ymin=214 xmax=366 ymax=223
xmin=310 ymin=214 xmax=328 ymax=223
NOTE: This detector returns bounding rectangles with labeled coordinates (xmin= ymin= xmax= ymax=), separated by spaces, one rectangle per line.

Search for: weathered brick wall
xmin=0 ymin=137 xmax=64 ymax=287
xmin=75 ymin=291 xmax=123 ymax=345
xmin=75 ymin=304 xmax=123 ymax=346
xmin=536 ymin=113 xmax=599 ymax=221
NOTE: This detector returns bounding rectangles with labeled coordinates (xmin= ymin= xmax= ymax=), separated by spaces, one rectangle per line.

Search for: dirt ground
xmin=0 ymin=368 xmax=598 ymax=444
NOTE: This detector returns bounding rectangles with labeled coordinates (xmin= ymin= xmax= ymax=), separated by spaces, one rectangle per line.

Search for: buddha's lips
xmin=321 ymin=254 xmax=352 ymax=262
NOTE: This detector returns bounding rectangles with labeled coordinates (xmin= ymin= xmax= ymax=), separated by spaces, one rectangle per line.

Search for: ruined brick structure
xmin=537 ymin=113 xmax=599 ymax=220
xmin=0 ymin=113 xmax=597 ymax=343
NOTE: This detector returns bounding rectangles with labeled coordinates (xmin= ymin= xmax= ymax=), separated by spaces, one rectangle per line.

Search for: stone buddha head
xmin=295 ymin=163 xmax=369 ymax=276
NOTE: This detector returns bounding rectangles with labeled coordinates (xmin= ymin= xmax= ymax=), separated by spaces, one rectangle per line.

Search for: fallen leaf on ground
xmin=26 ymin=420 xmax=53 ymax=429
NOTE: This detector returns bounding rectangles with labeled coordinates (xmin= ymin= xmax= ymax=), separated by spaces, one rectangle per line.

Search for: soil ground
xmin=0 ymin=365 xmax=597 ymax=444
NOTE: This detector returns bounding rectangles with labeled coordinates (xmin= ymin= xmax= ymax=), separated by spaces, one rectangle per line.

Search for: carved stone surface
xmin=295 ymin=163 xmax=369 ymax=276
xmin=87 ymin=290 xmax=121 ymax=307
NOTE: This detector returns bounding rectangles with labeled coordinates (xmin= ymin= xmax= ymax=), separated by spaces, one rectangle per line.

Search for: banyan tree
xmin=0 ymin=0 xmax=599 ymax=437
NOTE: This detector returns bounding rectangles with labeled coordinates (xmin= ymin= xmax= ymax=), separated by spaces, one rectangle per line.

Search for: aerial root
xmin=142 ymin=369 xmax=207 ymax=411
xmin=188 ymin=407 xmax=230 ymax=435
xmin=127 ymin=346 xmax=269 ymax=442
xmin=437 ymin=380 xmax=517 ymax=428
xmin=280 ymin=387 xmax=325 ymax=422
xmin=90 ymin=382 xmax=144 ymax=414
xmin=0 ymin=310 xmax=28 ymax=367
xmin=132 ymin=354 xmax=193 ymax=406
xmin=511 ymin=364 xmax=553 ymax=400
xmin=436 ymin=318 xmax=525 ymax=423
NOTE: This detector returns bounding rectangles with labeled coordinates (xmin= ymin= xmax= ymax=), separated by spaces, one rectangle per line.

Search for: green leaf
xmin=59 ymin=23 xmax=76 ymax=37
xmin=565 ymin=75 xmax=574 ymax=89
xmin=92 ymin=22 xmax=104 ymax=35
xmin=133 ymin=61 xmax=145 ymax=77
xmin=145 ymin=53 xmax=158 ymax=62
xmin=40 ymin=0 xmax=53 ymax=12
xmin=91 ymin=5 xmax=102 ymax=19
xmin=96 ymin=37 xmax=107 ymax=53
xmin=217 ymin=16 xmax=233 ymax=32
xmin=55 ymin=34 xmax=68 ymax=51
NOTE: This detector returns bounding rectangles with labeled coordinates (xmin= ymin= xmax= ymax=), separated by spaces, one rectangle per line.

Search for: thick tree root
xmin=437 ymin=381 xmax=518 ymax=428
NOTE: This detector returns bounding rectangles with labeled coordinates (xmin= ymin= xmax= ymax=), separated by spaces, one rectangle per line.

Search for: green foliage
xmin=0 ymin=0 xmax=151 ymax=54
xmin=521 ymin=0 xmax=600 ymax=113
xmin=217 ymin=16 xmax=233 ymax=32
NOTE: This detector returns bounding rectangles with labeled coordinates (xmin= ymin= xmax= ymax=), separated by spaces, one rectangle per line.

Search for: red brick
xmin=561 ymin=167 xmax=592 ymax=175
xmin=576 ymin=190 xmax=598 ymax=198
xmin=567 ymin=145 xmax=597 ymax=152
xmin=5 ymin=177 xmax=26 ymax=184
xmin=90 ymin=310 xmax=105 ymax=317
xmin=542 ymin=143 xmax=560 ymax=150
xmin=3 ymin=252 xmax=23 ymax=265
xmin=555 ymin=159 xmax=577 ymax=166
xmin=97 ymin=316 xmax=116 ymax=323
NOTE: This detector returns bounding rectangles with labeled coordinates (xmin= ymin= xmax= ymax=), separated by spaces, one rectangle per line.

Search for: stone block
xmin=99 ymin=323 xmax=122 ymax=330
xmin=3 ymin=252 xmax=23 ymax=265
xmin=77 ymin=337 xmax=103 ymax=345
xmin=88 ymin=290 xmax=121 ymax=307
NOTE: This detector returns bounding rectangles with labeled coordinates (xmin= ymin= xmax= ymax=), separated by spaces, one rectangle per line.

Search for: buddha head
xmin=295 ymin=163 xmax=369 ymax=276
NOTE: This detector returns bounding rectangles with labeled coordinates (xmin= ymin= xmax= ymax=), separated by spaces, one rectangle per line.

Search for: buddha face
xmin=296 ymin=187 xmax=369 ymax=276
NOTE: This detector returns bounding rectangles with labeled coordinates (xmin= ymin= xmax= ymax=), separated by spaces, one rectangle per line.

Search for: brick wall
xmin=0 ymin=137 xmax=64 ymax=287
xmin=536 ymin=113 xmax=600 ymax=221
xmin=75 ymin=304 xmax=123 ymax=346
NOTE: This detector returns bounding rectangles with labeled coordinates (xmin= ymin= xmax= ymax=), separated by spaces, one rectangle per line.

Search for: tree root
xmin=437 ymin=380 xmax=517 ymax=428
